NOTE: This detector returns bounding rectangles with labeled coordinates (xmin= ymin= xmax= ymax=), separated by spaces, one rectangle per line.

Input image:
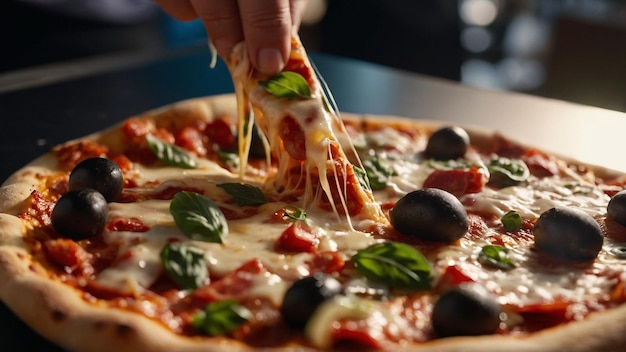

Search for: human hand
xmin=155 ymin=0 xmax=308 ymax=75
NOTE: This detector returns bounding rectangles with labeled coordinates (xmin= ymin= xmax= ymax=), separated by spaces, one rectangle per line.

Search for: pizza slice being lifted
xmin=226 ymin=35 xmax=387 ymax=230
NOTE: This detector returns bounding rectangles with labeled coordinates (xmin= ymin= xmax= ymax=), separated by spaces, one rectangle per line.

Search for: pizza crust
xmin=1 ymin=94 xmax=625 ymax=351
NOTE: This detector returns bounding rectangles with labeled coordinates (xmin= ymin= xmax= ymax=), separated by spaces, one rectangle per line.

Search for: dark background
xmin=2 ymin=0 xmax=625 ymax=111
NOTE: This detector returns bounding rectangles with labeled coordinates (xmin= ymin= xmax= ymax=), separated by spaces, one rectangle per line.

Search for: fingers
xmin=153 ymin=0 xmax=197 ymax=21
xmin=290 ymin=0 xmax=309 ymax=28
xmin=189 ymin=0 xmax=244 ymax=62
xmin=157 ymin=0 xmax=307 ymax=75
xmin=237 ymin=0 xmax=293 ymax=75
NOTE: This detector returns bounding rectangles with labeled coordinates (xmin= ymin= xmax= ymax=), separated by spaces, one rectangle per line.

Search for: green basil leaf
xmin=478 ymin=245 xmax=515 ymax=270
xmin=170 ymin=191 xmax=228 ymax=243
xmin=352 ymin=242 xmax=432 ymax=290
xmin=160 ymin=241 xmax=208 ymax=290
xmin=146 ymin=134 xmax=197 ymax=169
xmin=501 ymin=211 xmax=522 ymax=231
xmin=352 ymin=165 xmax=372 ymax=192
xmin=487 ymin=157 xmax=529 ymax=187
xmin=217 ymin=151 xmax=239 ymax=169
xmin=282 ymin=205 xmax=307 ymax=222
xmin=259 ymin=71 xmax=311 ymax=99
xmin=192 ymin=299 xmax=252 ymax=336
xmin=217 ymin=183 xmax=267 ymax=206
xmin=362 ymin=155 xmax=395 ymax=191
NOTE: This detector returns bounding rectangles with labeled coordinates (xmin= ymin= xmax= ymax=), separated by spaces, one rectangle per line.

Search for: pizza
xmin=2 ymin=35 xmax=626 ymax=352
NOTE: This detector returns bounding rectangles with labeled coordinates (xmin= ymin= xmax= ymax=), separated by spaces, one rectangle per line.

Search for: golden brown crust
xmin=1 ymin=94 xmax=625 ymax=351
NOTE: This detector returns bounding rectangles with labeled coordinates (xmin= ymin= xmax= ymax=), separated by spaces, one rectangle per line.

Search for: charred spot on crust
xmin=51 ymin=309 xmax=66 ymax=322
xmin=116 ymin=323 xmax=135 ymax=337
xmin=92 ymin=320 xmax=106 ymax=330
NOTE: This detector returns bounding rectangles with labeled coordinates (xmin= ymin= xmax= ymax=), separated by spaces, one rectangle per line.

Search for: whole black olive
xmin=51 ymin=188 xmax=108 ymax=240
xmin=69 ymin=158 xmax=123 ymax=202
xmin=608 ymin=190 xmax=626 ymax=227
xmin=424 ymin=126 xmax=470 ymax=160
xmin=281 ymin=273 xmax=343 ymax=328
xmin=432 ymin=283 xmax=501 ymax=337
xmin=390 ymin=188 xmax=468 ymax=242
xmin=533 ymin=207 xmax=603 ymax=261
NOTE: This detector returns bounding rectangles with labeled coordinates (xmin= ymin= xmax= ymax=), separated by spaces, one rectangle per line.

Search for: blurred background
xmin=1 ymin=0 xmax=625 ymax=112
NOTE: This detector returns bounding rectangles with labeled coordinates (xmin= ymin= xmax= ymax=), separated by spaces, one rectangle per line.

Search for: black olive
xmin=281 ymin=273 xmax=343 ymax=328
xmin=533 ymin=207 xmax=603 ymax=261
xmin=69 ymin=158 xmax=123 ymax=202
xmin=608 ymin=190 xmax=626 ymax=227
xmin=424 ymin=126 xmax=470 ymax=160
xmin=432 ymin=283 xmax=501 ymax=337
xmin=51 ymin=188 xmax=108 ymax=240
xmin=390 ymin=188 xmax=468 ymax=242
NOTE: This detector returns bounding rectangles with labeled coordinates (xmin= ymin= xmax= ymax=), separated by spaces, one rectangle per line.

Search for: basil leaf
xmin=487 ymin=157 xmax=529 ymax=187
xmin=501 ymin=211 xmax=522 ymax=231
xmin=362 ymin=155 xmax=395 ymax=191
xmin=170 ymin=191 xmax=228 ymax=243
xmin=160 ymin=241 xmax=208 ymax=290
xmin=192 ymin=299 xmax=252 ymax=336
xmin=217 ymin=183 xmax=267 ymax=206
xmin=217 ymin=151 xmax=239 ymax=169
xmin=146 ymin=134 xmax=197 ymax=169
xmin=478 ymin=245 xmax=515 ymax=270
xmin=259 ymin=71 xmax=311 ymax=99
xmin=352 ymin=242 xmax=433 ymax=290
xmin=283 ymin=205 xmax=307 ymax=222
xmin=352 ymin=165 xmax=372 ymax=192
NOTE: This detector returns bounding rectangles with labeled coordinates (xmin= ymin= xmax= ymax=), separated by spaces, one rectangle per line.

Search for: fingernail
xmin=257 ymin=48 xmax=284 ymax=75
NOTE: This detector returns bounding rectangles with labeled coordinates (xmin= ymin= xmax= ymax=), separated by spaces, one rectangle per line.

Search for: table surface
xmin=1 ymin=44 xmax=626 ymax=350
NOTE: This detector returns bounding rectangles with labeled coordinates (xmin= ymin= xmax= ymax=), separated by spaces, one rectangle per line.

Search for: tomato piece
xmin=307 ymin=251 xmax=345 ymax=274
xmin=283 ymin=57 xmax=314 ymax=85
xmin=522 ymin=149 xmax=560 ymax=177
xmin=423 ymin=167 xmax=486 ymax=197
xmin=54 ymin=140 xmax=109 ymax=171
xmin=44 ymin=238 xmax=93 ymax=275
xmin=332 ymin=321 xmax=383 ymax=350
xmin=193 ymin=259 xmax=267 ymax=303
xmin=275 ymin=222 xmax=319 ymax=253
xmin=175 ymin=126 xmax=207 ymax=156
xmin=205 ymin=118 xmax=236 ymax=150
xmin=106 ymin=217 xmax=150 ymax=232
xmin=435 ymin=265 xmax=474 ymax=292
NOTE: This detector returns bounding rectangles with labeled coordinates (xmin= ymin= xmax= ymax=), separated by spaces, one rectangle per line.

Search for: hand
xmin=155 ymin=0 xmax=308 ymax=75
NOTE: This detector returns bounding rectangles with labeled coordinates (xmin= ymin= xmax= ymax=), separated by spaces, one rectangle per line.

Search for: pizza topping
xmin=362 ymin=155 xmax=395 ymax=191
xmin=146 ymin=134 xmax=198 ymax=169
xmin=501 ymin=210 xmax=523 ymax=231
xmin=169 ymin=191 xmax=228 ymax=243
xmin=352 ymin=242 xmax=433 ymax=290
xmin=478 ymin=245 xmax=515 ymax=270
xmin=160 ymin=241 xmax=209 ymax=290
xmin=533 ymin=207 xmax=603 ymax=261
xmin=487 ymin=156 xmax=530 ymax=188
xmin=431 ymin=283 xmax=502 ymax=337
xmin=68 ymin=157 xmax=124 ymax=202
xmin=608 ymin=190 xmax=626 ymax=226
xmin=192 ymin=299 xmax=252 ymax=336
xmin=422 ymin=167 xmax=487 ymax=197
xmin=216 ymin=183 xmax=267 ymax=206
xmin=424 ymin=126 xmax=470 ymax=160
xmin=51 ymin=189 xmax=108 ymax=240
xmin=390 ymin=188 xmax=469 ymax=242
xmin=259 ymin=71 xmax=312 ymax=99
xmin=281 ymin=273 xmax=343 ymax=328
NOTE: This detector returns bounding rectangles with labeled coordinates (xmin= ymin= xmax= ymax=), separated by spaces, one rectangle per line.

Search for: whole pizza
xmin=2 ymin=35 xmax=626 ymax=352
